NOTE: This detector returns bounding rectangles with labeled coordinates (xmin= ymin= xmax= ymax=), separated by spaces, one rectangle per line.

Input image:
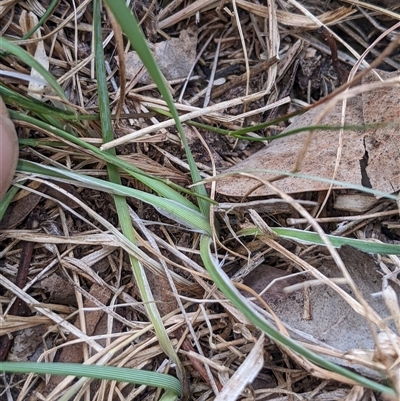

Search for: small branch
xmin=318 ymin=26 xmax=349 ymax=85
xmin=0 ymin=213 xmax=40 ymax=361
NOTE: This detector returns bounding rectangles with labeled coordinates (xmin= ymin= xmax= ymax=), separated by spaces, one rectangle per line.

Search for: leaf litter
xmin=1 ymin=1 xmax=400 ymax=400
xmin=217 ymin=69 xmax=400 ymax=197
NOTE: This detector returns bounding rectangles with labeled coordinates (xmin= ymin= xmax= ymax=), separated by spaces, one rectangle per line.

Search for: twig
xmin=0 ymin=212 xmax=40 ymax=361
xmin=318 ymin=26 xmax=349 ymax=85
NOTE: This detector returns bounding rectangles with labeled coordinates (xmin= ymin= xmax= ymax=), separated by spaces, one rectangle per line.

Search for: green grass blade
xmin=239 ymin=226 xmax=400 ymax=255
xmin=199 ymin=235 xmax=396 ymax=398
xmin=103 ymin=0 xmax=210 ymax=219
xmin=212 ymin=168 xmax=400 ymax=201
xmin=0 ymin=38 xmax=66 ymax=100
xmin=93 ymin=0 xmax=185 ymax=379
xmin=0 ymin=83 xmax=76 ymax=121
xmin=0 ymin=362 xmax=181 ymax=395
xmin=21 ymin=0 xmax=59 ymax=40
xmin=159 ymin=390 xmax=179 ymax=401
xmin=276 ymin=227 xmax=400 ymax=255
xmin=151 ymin=107 xmax=378 ymax=143
xmin=18 ymin=160 xmax=211 ymax=235
xmin=0 ymin=185 xmax=21 ymax=222
xmin=10 ymin=110 xmax=202 ymax=210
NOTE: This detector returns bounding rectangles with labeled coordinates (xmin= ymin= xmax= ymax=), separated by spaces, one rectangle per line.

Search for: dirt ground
xmin=1 ymin=0 xmax=400 ymax=400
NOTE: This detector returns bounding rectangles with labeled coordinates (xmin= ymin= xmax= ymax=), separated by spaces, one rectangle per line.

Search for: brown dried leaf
xmin=362 ymin=70 xmax=400 ymax=194
xmin=0 ymin=315 xmax=51 ymax=336
xmin=217 ymin=70 xmax=400 ymax=197
xmin=217 ymin=96 xmax=365 ymax=196
xmin=244 ymin=246 xmax=399 ymax=378
xmin=119 ymin=153 xmax=189 ymax=184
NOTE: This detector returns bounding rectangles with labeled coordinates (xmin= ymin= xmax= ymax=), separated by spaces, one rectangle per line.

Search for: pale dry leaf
xmin=362 ymin=70 xmax=400 ymax=194
xmin=373 ymin=331 xmax=400 ymax=395
xmin=217 ymin=69 xmax=400 ymax=197
xmin=122 ymin=27 xmax=197 ymax=84
xmin=344 ymin=385 xmax=365 ymax=401
xmin=244 ymin=246 xmax=399 ymax=379
xmin=217 ymin=96 xmax=365 ymax=196
xmin=333 ymin=194 xmax=377 ymax=213
xmin=19 ymin=11 xmax=49 ymax=99
xmin=382 ymin=285 xmax=400 ymax=333
xmin=0 ymin=96 xmax=19 ymax=200
xmin=158 ymin=0 xmax=354 ymax=30
xmin=0 ymin=315 xmax=51 ymax=336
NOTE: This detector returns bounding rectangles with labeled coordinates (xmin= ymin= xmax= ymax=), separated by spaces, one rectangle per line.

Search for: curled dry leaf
xmin=19 ymin=10 xmax=50 ymax=99
xmin=217 ymin=70 xmax=400 ymax=197
xmin=0 ymin=96 xmax=19 ymax=200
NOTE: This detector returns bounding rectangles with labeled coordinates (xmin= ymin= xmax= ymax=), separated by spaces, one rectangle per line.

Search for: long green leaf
xmin=0 ymin=38 xmax=66 ymax=100
xmin=212 ymin=168 xmax=400 ymax=201
xmin=0 ymin=362 xmax=181 ymax=395
xmin=199 ymin=236 xmax=396 ymax=397
xmin=0 ymin=83 xmax=76 ymax=120
xmin=93 ymin=0 xmax=185 ymax=384
xmin=270 ymin=227 xmax=400 ymax=255
xmin=103 ymin=0 xmax=210 ymax=219
xmin=238 ymin=226 xmax=400 ymax=255
xmin=18 ymin=160 xmax=211 ymax=235
xmin=10 ymin=110 xmax=203 ymax=210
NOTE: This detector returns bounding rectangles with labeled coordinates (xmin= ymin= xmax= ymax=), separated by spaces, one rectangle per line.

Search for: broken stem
xmin=318 ymin=26 xmax=349 ymax=85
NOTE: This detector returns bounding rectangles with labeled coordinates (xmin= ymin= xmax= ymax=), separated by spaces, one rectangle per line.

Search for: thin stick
xmin=0 ymin=213 xmax=40 ymax=361
xmin=318 ymin=26 xmax=349 ymax=85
